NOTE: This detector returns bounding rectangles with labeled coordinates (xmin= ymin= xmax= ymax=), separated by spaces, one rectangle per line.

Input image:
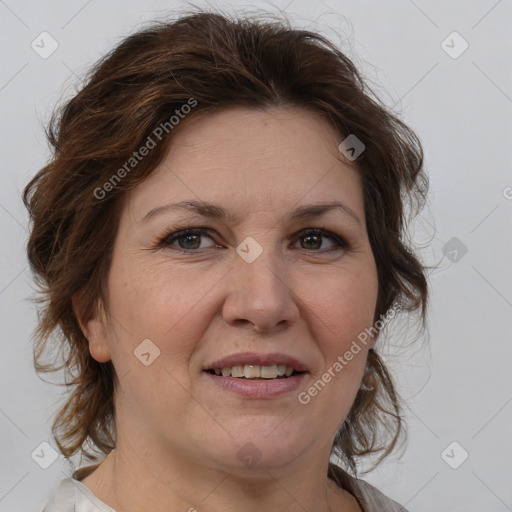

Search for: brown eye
xmin=294 ymin=229 xmax=347 ymax=252
xmin=161 ymin=228 xmax=218 ymax=251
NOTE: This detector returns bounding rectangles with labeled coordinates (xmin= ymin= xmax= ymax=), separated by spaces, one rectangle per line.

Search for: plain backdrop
xmin=0 ymin=1 xmax=511 ymax=511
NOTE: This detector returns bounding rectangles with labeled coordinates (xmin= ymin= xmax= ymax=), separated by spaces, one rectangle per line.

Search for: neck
xmin=80 ymin=434 xmax=360 ymax=512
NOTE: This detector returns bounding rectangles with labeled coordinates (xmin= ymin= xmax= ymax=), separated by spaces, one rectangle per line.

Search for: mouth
xmin=203 ymin=367 xmax=308 ymax=398
xmin=204 ymin=364 xmax=305 ymax=380
xmin=202 ymin=352 xmax=309 ymax=397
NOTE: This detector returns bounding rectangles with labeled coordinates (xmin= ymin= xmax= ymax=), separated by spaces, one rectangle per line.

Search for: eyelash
xmin=158 ymin=227 xmax=348 ymax=254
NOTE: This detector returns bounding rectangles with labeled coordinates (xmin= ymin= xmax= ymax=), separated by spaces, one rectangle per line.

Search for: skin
xmin=76 ymin=106 xmax=379 ymax=512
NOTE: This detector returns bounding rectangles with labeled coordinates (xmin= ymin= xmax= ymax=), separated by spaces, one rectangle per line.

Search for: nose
xmin=221 ymin=247 xmax=300 ymax=335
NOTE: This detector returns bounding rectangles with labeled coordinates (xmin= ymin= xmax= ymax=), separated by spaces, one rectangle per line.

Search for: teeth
xmin=244 ymin=365 xmax=261 ymax=378
xmin=212 ymin=364 xmax=297 ymax=379
xmin=231 ymin=365 xmax=244 ymax=378
xmin=260 ymin=365 xmax=278 ymax=379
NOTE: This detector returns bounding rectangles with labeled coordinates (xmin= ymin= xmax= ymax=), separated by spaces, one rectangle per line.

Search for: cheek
xmin=105 ymin=259 xmax=223 ymax=366
xmin=103 ymin=261 xmax=214 ymax=417
xmin=306 ymin=265 xmax=378 ymax=350
xmin=302 ymin=264 xmax=378 ymax=401
xmin=292 ymin=268 xmax=377 ymax=436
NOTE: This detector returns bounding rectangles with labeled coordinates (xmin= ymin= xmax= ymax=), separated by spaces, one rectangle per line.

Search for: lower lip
xmin=203 ymin=371 xmax=307 ymax=398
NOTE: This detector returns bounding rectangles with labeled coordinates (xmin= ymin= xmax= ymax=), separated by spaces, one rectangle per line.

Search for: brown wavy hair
xmin=23 ymin=8 xmax=429 ymax=477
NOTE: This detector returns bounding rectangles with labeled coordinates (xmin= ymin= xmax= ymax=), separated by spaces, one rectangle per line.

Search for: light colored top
xmin=43 ymin=463 xmax=408 ymax=511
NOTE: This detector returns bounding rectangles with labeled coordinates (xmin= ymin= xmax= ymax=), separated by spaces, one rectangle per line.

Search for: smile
xmin=206 ymin=364 xmax=302 ymax=379
xmin=203 ymin=368 xmax=308 ymax=398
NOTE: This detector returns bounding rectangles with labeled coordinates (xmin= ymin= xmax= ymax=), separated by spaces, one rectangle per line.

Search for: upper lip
xmin=204 ymin=352 xmax=308 ymax=373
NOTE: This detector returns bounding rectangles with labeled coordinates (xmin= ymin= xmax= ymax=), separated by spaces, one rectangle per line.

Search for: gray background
xmin=1 ymin=0 xmax=511 ymax=510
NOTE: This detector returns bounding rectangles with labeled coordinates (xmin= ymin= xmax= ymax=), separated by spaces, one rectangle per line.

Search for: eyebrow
xmin=142 ymin=199 xmax=362 ymax=227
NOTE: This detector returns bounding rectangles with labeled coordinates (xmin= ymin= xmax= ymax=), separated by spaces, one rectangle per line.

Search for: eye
xmin=159 ymin=227 xmax=347 ymax=253
xmin=293 ymin=228 xmax=347 ymax=252
xmin=159 ymin=228 xmax=219 ymax=251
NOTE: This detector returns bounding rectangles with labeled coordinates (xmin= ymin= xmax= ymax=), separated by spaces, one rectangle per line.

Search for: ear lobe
xmin=72 ymin=291 xmax=112 ymax=363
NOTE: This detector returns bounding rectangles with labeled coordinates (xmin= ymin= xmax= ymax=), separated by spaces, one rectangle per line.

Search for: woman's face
xmin=85 ymin=106 xmax=379 ymax=473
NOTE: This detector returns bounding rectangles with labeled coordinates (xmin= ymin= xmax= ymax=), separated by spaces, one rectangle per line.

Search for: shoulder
xmin=329 ymin=463 xmax=409 ymax=512
xmin=352 ymin=478 xmax=409 ymax=512
xmin=42 ymin=478 xmax=76 ymax=512
xmin=42 ymin=466 xmax=115 ymax=512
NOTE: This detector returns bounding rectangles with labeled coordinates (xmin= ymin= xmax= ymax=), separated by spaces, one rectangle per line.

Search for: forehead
xmin=124 ymin=106 xmax=364 ymax=224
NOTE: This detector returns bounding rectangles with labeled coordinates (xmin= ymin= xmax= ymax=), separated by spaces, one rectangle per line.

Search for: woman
xmin=24 ymin=9 xmax=429 ymax=512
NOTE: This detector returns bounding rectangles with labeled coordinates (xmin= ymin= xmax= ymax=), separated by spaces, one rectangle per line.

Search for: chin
xmin=204 ymin=419 xmax=316 ymax=473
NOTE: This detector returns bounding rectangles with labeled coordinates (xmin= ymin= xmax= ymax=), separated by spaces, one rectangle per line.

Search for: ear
xmin=72 ymin=291 xmax=112 ymax=363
